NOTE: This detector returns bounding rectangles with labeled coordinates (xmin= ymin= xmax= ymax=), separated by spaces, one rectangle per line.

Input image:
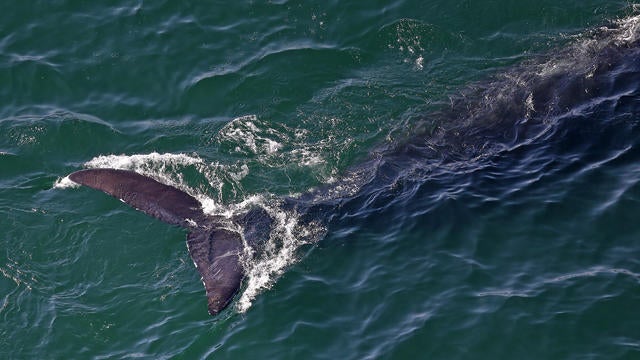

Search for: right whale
xmin=67 ymin=15 xmax=640 ymax=316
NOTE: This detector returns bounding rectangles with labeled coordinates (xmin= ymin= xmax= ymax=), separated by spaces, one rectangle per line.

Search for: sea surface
xmin=1 ymin=1 xmax=640 ymax=359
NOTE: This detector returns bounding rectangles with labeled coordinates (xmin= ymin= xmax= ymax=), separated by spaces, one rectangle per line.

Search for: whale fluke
xmin=69 ymin=168 xmax=245 ymax=315
xmin=69 ymin=168 xmax=207 ymax=227
xmin=187 ymin=229 xmax=244 ymax=315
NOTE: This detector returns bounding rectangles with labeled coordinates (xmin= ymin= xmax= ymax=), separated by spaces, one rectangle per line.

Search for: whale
xmin=67 ymin=15 xmax=640 ymax=316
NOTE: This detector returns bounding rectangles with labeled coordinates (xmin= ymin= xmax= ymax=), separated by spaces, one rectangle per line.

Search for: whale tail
xmin=69 ymin=168 xmax=245 ymax=315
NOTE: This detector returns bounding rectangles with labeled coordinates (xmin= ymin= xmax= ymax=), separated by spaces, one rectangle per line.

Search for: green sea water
xmin=2 ymin=1 xmax=640 ymax=359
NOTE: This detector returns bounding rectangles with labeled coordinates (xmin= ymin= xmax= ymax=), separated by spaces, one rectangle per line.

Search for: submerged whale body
xmin=68 ymin=16 xmax=640 ymax=315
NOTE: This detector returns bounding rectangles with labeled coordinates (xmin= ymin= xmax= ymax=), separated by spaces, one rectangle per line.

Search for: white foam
xmin=290 ymin=148 xmax=325 ymax=166
xmin=217 ymin=115 xmax=286 ymax=156
xmin=415 ymin=55 xmax=424 ymax=71
xmin=84 ymin=152 xmax=204 ymax=171
xmin=194 ymin=191 xmax=325 ymax=313
xmin=236 ymin=203 xmax=325 ymax=313
xmin=53 ymin=176 xmax=80 ymax=189
xmin=198 ymin=193 xmax=264 ymax=218
xmin=264 ymin=139 xmax=283 ymax=154
xmin=613 ymin=14 xmax=640 ymax=44
xmin=82 ymin=152 xmax=207 ymax=196
xmin=229 ymin=164 xmax=250 ymax=182
xmin=216 ymin=115 xmax=328 ymax=170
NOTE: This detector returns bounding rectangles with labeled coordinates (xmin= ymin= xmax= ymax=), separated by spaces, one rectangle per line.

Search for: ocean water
xmin=1 ymin=0 xmax=640 ymax=358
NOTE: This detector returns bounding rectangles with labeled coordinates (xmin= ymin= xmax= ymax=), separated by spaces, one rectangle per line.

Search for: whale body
xmin=68 ymin=16 xmax=640 ymax=316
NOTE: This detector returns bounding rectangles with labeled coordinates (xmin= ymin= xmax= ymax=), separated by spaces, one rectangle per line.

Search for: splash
xmin=196 ymin=192 xmax=325 ymax=313
xmin=53 ymin=176 xmax=80 ymax=189
xmin=78 ymin=152 xmax=246 ymax=202
xmin=239 ymin=203 xmax=324 ymax=313
xmin=84 ymin=152 xmax=205 ymax=189
xmin=217 ymin=115 xmax=286 ymax=156
xmin=201 ymin=193 xmax=326 ymax=314
xmin=216 ymin=114 xmax=331 ymax=176
xmin=612 ymin=14 xmax=640 ymax=44
xmin=66 ymin=131 xmax=327 ymax=313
